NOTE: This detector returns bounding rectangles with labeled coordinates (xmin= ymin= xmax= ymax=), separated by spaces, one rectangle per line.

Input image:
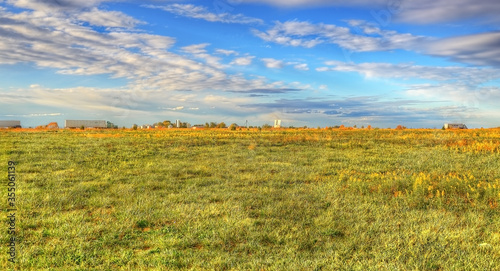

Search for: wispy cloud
xmin=144 ymin=4 xmax=264 ymax=25
xmin=422 ymin=32 xmax=500 ymax=68
xmin=317 ymin=61 xmax=500 ymax=84
xmin=7 ymin=0 xmax=107 ymax=13
xmin=261 ymin=58 xmax=284 ymax=68
xmin=395 ymin=0 xmax=500 ymax=24
xmin=235 ymin=0 xmax=386 ymax=8
xmin=215 ymin=49 xmax=239 ymax=56
xmin=228 ymin=88 xmax=302 ymax=94
xmin=239 ymin=0 xmax=500 ymax=24
xmin=77 ymin=7 xmax=142 ymax=28
xmin=317 ymin=61 xmax=500 ymax=106
xmin=240 ymin=96 xmax=465 ymax=127
xmin=231 ymin=56 xmax=255 ymax=66
xmin=293 ymin=63 xmax=309 ymax=71
xmin=0 ymin=6 xmax=293 ymax=94
xmin=252 ymin=20 xmax=427 ymax=51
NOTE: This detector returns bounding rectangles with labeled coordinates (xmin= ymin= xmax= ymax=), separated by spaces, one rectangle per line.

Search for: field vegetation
xmin=1 ymin=128 xmax=500 ymax=270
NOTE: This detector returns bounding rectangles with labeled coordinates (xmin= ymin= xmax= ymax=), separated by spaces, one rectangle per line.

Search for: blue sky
xmin=1 ymin=0 xmax=500 ymax=128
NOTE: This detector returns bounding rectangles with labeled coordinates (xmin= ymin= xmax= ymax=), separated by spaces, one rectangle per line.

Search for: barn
xmin=0 ymin=120 xmax=21 ymax=128
xmin=65 ymin=120 xmax=107 ymax=128
xmin=444 ymin=123 xmax=468 ymax=129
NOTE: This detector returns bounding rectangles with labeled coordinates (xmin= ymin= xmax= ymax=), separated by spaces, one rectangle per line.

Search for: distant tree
xmin=132 ymin=124 xmax=138 ymax=130
xmin=229 ymin=123 xmax=238 ymax=130
xmin=210 ymin=122 xmax=217 ymax=128
xmin=217 ymin=122 xmax=227 ymax=128
xmin=163 ymin=120 xmax=172 ymax=127
xmin=80 ymin=125 xmax=85 ymax=130
xmin=262 ymin=124 xmax=272 ymax=129
xmin=107 ymin=121 xmax=118 ymax=129
xmin=205 ymin=122 xmax=209 ymax=128
xmin=395 ymin=125 xmax=406 ymax=130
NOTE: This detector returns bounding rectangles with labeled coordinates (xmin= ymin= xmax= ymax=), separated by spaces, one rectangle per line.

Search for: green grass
xmin=1 ymin=129 xmax=500 ymax=270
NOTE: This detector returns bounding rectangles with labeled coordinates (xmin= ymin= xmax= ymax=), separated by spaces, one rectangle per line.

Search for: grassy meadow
xmin=1 ymin=128 xmax=500 ymax=270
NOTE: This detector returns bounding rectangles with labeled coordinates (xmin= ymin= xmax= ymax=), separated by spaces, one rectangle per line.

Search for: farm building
xmin=0 ymin=120 xmax=21 ymax=128
xmin=65 ymin=120 xmax=107 ymax=128
xmin=274 ymin=120 xmax=282 ymax=128
xmin=444 ymin=123 xmax=468 ymax=129
xmin=192 ymin=124 xmax=205 ymax=129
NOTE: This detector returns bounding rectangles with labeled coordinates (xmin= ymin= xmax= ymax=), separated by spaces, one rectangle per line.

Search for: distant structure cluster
xmin=65 ymin=120 xmax=107 ymax=128
xmin=0 ymin=120 xmax=21 ymax=128
xmin=0 ymin=119 xmax=477 ymax=130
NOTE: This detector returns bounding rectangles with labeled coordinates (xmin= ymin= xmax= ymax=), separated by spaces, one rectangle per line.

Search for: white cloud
xmin=405 ymin=84 xmax=500 ymax=108
xmin=293 ymin=63 xmax=309 ymax=71
xmin=261 ymin=58 xmax=284 ymax=69
xmin=235 ymin=0 xmax=386 ymax=8
xmin=181 ymin=43 xmax=225 ymax=69
xmin=77 ymin=8 xmax=142 ymax=28
xmin=318 ymin=61 xmax=500 ymax=84
xmin=145 ymin=4 xmax=263 ymax=25
xmin=395 ymin=0 xmax=500 ymax=24
xmin=238 ymin=0 xmax=500 ymax=24
xmin=422 ymin=32 xmax=500 ymax=68
xmin=215 ymin=49 xmax=238 ymax=56
xmin=0 ymin=6 xmax=300 ymax=96
xmin=318 ymin=61 xmax=500 ymax=108
xmin=231 ymin=56 xmax=255 ymax=66
xmin=255 ymin=20 xmax=500 ymax=68
xmin=252 ymin=20 xmax=427 ymax=52
xmin=181 ymin=43 xmax=211 ymax=54
xmin=164 ymin=106 xmax=185 ymax=111
xmin=7 ymin=0 xmax=107 ymax=13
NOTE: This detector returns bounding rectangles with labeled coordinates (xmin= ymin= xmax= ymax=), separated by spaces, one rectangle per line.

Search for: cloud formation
xmin=261 ymin=58 xmax=284 ymax=69
xmin=78 ymin=7 xmax=142 ymax=28
xmin=240 ymin=96 xmax=468 ymax=127
xmin=238 ymin=0 xmax=500 ymax=24
xmin=231 ymin=56 xmax=255 ymax=66
xmin=0 ymin=4 xmax=292 ymax=94
xmin=317 ymin=61 xmax=500 ymax=106
xmin=252 ymin=20 xmax=427 ymax=52
xmin=423 ymin=32 xmax=500 ymax=68
xmin=317 ymin=61 xmax=500 ymax=84
xmin=145 ymin=4 xmax=264 ymax=25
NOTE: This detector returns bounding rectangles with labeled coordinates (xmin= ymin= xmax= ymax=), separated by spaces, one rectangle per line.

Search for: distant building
xmin=176 ymin=119 xmax=181 ymax=128
xmin=274 ymin=120 xmax=281 ymax=128
xmin=65 ymin=120 xmax=107 ymax=128
xmin=444 ymin=123 xmax=468 ymax=129
xmin=0 ymin=120 xmax=21 ymax=128
xmin=192 ymin=125 xmax=205 ymax=129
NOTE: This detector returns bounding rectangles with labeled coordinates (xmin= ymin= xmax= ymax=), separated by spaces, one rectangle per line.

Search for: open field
xmin=1 ymin=128 xmax=500 ymax=270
